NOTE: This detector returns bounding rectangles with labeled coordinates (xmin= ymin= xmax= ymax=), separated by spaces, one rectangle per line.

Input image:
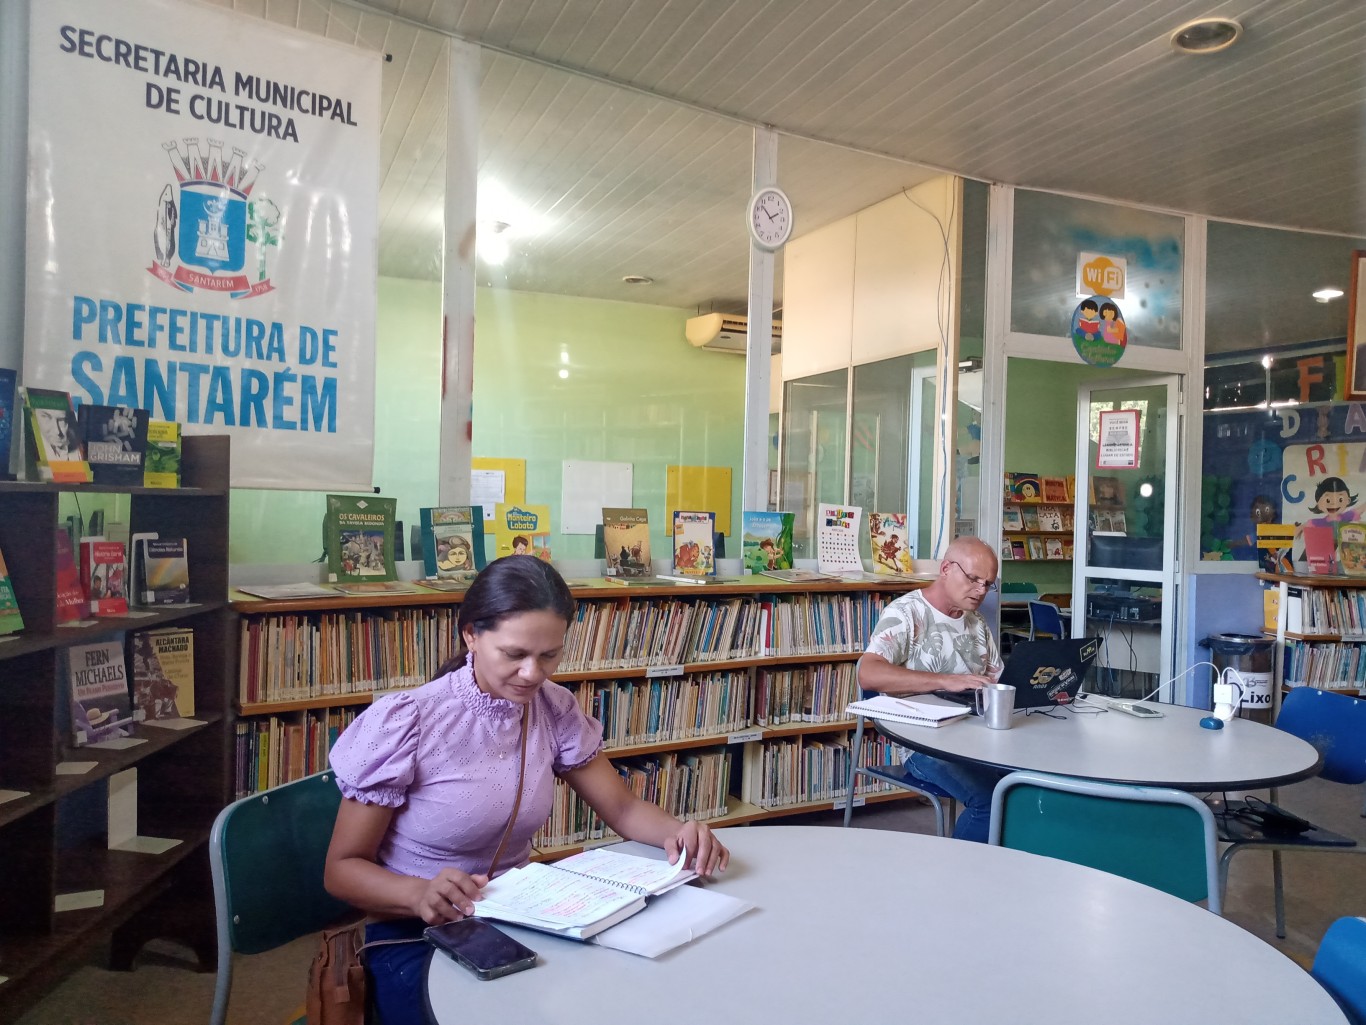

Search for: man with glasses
xmin=858 ymin=536 xmax=1004 ymax=842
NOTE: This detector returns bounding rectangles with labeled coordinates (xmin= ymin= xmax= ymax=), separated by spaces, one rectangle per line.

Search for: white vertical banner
xmin=25 ymin=0 xmax=380 ymax=489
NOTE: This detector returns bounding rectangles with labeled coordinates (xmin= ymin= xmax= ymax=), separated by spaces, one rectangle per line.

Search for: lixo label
xmin=646 ymin=664 xmax=685 ymax=679
xmin=727 ymin=728 xmax=763 ymax=744
xmin=1238 ymin=671 xmax=1273 ymax=706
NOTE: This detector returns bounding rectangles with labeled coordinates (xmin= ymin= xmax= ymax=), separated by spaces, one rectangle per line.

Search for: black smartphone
xmin=424 ymin=919 xmax=538 ymax=981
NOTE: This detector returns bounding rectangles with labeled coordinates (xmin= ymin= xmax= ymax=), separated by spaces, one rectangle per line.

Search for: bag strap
xmin=486 ymin=704 xmax=531 ymax=879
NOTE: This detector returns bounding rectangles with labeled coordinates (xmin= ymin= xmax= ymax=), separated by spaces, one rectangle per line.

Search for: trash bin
xmin=1200 ymin=633 xmax=1276 ymax=721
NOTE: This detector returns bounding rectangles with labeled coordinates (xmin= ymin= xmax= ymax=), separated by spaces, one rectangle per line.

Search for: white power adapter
xmin=1213 ymin=668 xmax=1244 ymax=721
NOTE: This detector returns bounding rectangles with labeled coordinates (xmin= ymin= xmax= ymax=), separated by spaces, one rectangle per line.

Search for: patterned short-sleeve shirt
xmin=865 ymin=590 xmax=1001 ymax=677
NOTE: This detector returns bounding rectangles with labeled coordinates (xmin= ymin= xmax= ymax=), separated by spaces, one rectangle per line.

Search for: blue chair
xmin=1216 ymin=687 xmax=1366 ymax=938
xmin=209 ymin=771 xmax=358 ymax=1025
xmin=1027 ymin=600 xmax=1065 ymax=640
xmin=1312 ymin=916 xmax=1366 ymax=1025
xmin=989 ymin=770 xmax=1222 ymax=912
xmin=844 ymin=690 xmax=958 ymax=837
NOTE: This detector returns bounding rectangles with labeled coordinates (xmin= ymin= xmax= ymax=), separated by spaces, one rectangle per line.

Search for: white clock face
xmin=749 ymin=187 xmax=792 ymax=250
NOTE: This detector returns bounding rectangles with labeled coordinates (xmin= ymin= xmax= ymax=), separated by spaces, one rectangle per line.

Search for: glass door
xmin=1072 ymin=375 xmax=1182 ymax=700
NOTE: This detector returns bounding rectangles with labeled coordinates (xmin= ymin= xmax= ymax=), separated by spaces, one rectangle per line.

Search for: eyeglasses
xmin=948 ymin=561 xmax=997 ymax=592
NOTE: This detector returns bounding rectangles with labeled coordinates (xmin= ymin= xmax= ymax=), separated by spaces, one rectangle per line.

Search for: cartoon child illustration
xmin=1307 ymin=477 xmax=1360 ymax=526
xmin=758 ymin=537 xmax=781 ymax=570
xmin=1099 ymin=303 xmax=1126 ymax=348
xmin=512 ymin=535 xmax=530 ymax=555
xmin=1075 ymin=300 xmax=1101 ymax=341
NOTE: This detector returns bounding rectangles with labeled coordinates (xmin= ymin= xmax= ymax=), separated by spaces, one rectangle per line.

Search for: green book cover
xmin=419 ymin=505 xmax=486 ymax=580
xmin=741 ymin=510 xmax=794 ymax=574
xmin=0 ymin=545 xmax=23 ymax=635
xmin=326 ymin=494 xmax=398 ymax=583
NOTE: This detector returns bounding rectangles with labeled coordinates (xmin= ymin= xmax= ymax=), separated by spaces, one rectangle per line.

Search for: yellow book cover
xmin=144 ymin=420 xmax=182 ymax=488
xmin=492 ymin=504 xmax=553 ymax=561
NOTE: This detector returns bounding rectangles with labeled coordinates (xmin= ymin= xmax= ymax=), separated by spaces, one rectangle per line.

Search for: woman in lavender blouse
xmin=324 ymin=556 xmax=730 ymax=1024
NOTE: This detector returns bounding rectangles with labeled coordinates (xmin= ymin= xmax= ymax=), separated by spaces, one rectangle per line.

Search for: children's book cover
xmin=1000 ymin=541 xmax=1013 ymax=561
xmin=24 ymin=387 xmax=91 ymax=483
xmin=1044 ymin=538 xmax=1065 ymax=559
xmin=80 ymin=539 xmax=129 ymax=616
xmin=868 ymin=512 xmax=912 ymax=574
xmin=130 ymin=628 xmax=195 ymax=721
xmin=1041 ymin=477 xmax=1069 ymax=503
xmin=79 ymin=405 xmax=149 ymax=486
xmin=1338 ymin=523 xmax=1366 ymax=577
xmin=493 ymin=504 xmax=553 ymax=561
xmin=1010 ymin=473 xmax=1042 ymax=503
xmin=420 ymin=506 xmax=486 ymax=581
xmin=602 ymin=508 xmax=652 ymax=577
xmin=66 ymin=637 xmax=135 ymax=745
xmin=672 ymin=510 xmax=716 ymax=577
xmin=1036 ymin=506 xmax=1064 ymax=532
xmin=1002 ymin=506 xmax=1024 ymax=532
xmin=144 ymin=420 xmax=182 ymax=488
xmin=0 ymin=545 xmax=23 ymax=634
xmin=1022 ymin=507 xmax=1041 ymax=531
xmin=1026 ymin=537 xmax=1046 ymax=560
xmin=741 ymin=511 xmax=794 ymax=574
xmin=1302 ymin=522 xmax=1338 ymax=575
xmin=326 ymin=495 xmax=398 ymax=583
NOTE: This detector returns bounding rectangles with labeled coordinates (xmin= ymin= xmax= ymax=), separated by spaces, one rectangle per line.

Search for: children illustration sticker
xmin=1072 ymin=295 xmax=1127 ymax=367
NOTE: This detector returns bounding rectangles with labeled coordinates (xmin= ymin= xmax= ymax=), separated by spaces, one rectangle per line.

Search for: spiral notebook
xmin=845 ymin=693 xmax=971 ymax=728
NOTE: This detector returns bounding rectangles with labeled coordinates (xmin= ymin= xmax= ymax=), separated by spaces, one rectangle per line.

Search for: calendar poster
xmin=817 ymin=503 xmax=864 ymax=575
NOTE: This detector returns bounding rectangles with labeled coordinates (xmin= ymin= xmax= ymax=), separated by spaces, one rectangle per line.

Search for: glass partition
xmin=1011 ymin=189 xmax=1184 ymax=350
xmin=781 ymin=369 xmax=849 ymax=559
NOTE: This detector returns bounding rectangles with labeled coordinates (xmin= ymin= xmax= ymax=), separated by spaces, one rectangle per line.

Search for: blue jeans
xmin=364 ymin=918 xmax=437 ymax=1025
xmin=907 ymin=752 xmax=1007 ymax=843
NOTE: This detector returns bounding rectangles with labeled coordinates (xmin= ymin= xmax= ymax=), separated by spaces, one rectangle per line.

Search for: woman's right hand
xmin=412 ymin=869 xmax=489 ymax=925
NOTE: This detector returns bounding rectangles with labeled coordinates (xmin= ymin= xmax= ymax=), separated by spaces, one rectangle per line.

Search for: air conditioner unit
xmin=685 ymin=312 xmax=782 ymax=355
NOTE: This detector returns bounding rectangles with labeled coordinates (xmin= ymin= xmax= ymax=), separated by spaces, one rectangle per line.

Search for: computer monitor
xmin=1089 ymin=533 xmax=1162 ymax=571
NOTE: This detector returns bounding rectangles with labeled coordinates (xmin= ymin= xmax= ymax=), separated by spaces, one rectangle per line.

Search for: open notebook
xmin=846 ymin=693 xmax=971 ymax=728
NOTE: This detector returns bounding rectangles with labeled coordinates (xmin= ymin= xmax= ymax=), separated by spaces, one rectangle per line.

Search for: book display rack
xmin=0 ymin=436 xmax=231 ymax=1020
xmin=229 ymin=579 xmax=921 ymax=858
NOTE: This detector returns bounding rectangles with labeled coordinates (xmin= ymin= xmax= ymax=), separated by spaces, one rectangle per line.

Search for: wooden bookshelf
xmin=0 ymin=436 xmax=232 ymax=1021
xmin=228 ymin=577 xmax=926 ymax=840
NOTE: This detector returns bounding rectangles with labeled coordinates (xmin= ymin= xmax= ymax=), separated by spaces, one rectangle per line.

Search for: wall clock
xmin=747 ymin=186 xmax=793 ymax=251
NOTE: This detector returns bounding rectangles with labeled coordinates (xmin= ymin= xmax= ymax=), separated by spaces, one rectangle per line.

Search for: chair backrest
xmin=1312 ymin=916 xmax=1366 ymax=1025
xmin=989 ymin=770 xmax=1221 ymax=911
xmin=1028 ymin=601 xmax=1065 ymax=639
xmin=1276 ymin=687 xmax=1366 ymax=785
xmin=210 ymin=770 xmax=353 ymax=956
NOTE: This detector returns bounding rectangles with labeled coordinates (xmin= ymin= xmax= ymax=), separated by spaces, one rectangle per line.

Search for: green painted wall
xmin=227 ymin=279 xmax=746 ymax=566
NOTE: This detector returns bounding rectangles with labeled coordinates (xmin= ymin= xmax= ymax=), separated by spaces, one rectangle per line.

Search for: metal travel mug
xmin=974 ymin=683 xmax=1016 ymax=729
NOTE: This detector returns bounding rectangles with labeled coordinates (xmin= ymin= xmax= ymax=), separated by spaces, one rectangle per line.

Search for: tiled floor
xmin=16 ymin=777 xmax=1366 ymax=1024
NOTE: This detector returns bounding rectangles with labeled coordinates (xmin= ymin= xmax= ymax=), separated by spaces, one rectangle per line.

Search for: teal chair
xmin=209 ymin=771 xmax=358 ymax=1025
xmin=1312 ymin=916 xmax=1366 ymax=1025
xmin=989 ymin=770 xmax=1222 ymax=912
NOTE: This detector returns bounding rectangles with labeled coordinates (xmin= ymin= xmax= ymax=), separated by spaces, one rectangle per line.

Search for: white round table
xmin=426 ymin=827 xmax=1346 ymax=1024
xmin=875 ymin=698 xmax=1322 ymax=790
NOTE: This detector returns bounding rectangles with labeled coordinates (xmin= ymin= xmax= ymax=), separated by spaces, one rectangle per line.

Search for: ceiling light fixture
xmin=1169 ymin=17 xmax=1243 ymax=54
xmin=1312 ymin=287 xmax=1345 ymax=303
xmin=622 ymin=275 xmax=654 ymax=285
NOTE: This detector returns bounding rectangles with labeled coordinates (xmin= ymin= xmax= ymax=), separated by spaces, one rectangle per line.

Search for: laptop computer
xmin=935 ymin=637 xmax=1101 ymax=710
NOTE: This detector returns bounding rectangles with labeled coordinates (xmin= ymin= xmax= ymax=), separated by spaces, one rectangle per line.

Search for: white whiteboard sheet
xmin=561 ymin=461 xmax=633 ymax=534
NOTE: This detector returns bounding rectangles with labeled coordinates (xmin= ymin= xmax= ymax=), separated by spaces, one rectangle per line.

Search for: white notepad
xmin=846 ymin=694 xmax=971 ymax=727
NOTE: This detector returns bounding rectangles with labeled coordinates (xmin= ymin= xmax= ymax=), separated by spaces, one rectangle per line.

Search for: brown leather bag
xmin=306 ymin=920 xmax=368 ymax=1025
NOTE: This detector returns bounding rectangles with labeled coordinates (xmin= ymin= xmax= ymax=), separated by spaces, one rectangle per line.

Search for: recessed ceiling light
xmin=1170 ymin=17 xmax=1242 ymax=54
xmin=1312 ymin=288 xmax=1345 ymax=303
xmin=622 ymin=275 xmax=653 ymax=285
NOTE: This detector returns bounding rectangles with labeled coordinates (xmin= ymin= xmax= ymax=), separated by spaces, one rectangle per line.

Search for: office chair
xmin=1215 ymin=687 xmax=1366 ymax=938
xmin=1312 ymin=916 xmax=1366 ymax=1025
xmin=989 ymin=770 xmax=1222 ymax=912
xmin=843 ymin=690 xmax=957 ymax=836
xmin=209 ymin=771 xmax=359 ymax=1025
xmin=1027 ymin=600 xmax=1065 ymax=641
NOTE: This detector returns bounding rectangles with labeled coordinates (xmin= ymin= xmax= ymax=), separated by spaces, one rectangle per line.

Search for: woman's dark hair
xmin=433 ymin=556 xmax=576 ymax=678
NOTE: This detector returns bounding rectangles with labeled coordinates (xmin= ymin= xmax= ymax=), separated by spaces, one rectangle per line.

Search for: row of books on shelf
xmin=1003 ymin=504 xmax=1076 ymax=532
xmin=1274 ymin=584 xmax=1366 ymax=637
xmin=0 ymin=373 xmax=183 ymax=486
xmin=1005 ymin=471 xmax=1125 ymax=506
xmin=63 ymin=630 xmax=197 ymax=747
xmin=1001 ymin=538 xmax=1074 ymax=561
xmin=1298 ymin=521 xmax=1366 ymax=578
xmin=563 ymin=662 xmax=861 ymax=750
xmin=237 ymin=607 xmax=460 ymax=705
xmin=740 ymin=733 xmax=912 ymax=810
xmin=0 ymin=532 xmax=191 ymax=636
xmin=1281 ymin=640 xmax=1366 ymax=691
xmin=233 ymin=707 xmax=360 ymax=798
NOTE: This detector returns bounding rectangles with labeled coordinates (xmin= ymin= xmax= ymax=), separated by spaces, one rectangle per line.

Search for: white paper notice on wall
xmin=471 ymin=470 xmax=505 ymax=521
xmin=562 ymin=461 xmax=634 ymax=535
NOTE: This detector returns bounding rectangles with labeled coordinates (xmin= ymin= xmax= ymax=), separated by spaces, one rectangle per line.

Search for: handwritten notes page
xmin=474 ymin=863 xmax=644 ymax=936
xmin=554 ymin=846 xmax=694 ymax=895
